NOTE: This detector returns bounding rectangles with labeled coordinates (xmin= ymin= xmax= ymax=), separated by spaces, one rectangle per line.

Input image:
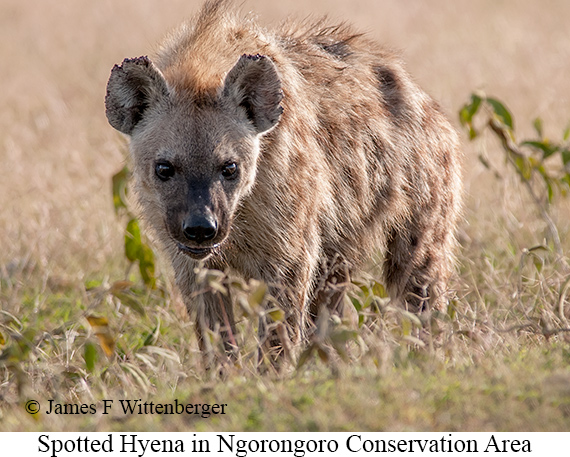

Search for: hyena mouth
xmin=176 ymin=242 xmax=219 ymax=260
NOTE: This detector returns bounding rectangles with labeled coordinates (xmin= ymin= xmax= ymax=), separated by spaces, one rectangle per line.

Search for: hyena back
xmin=105 ymin=0 xmax=462 ymax=357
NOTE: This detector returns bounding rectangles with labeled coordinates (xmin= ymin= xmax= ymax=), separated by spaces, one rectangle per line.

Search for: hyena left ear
xmin=222 ymin=54 xmax=283 ymax=134
xmin=105 ymin=56 xmax=170 ymax=135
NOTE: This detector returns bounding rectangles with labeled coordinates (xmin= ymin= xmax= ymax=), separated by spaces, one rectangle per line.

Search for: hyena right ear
xmin=222 ymin=54 xmax=283 ymax=134
xmin=105 ymin=56 xmax=170 ymax=135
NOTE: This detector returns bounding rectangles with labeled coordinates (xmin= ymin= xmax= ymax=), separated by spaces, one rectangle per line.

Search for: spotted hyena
xmin=105 ymin=0 xmax=462 ymax=358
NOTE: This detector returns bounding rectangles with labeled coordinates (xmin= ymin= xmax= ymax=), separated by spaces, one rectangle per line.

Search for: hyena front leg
xmin=195 ymin=288 xmax=237 ymax=356
xmin=309 ymin=254 xmax=351 ymax=322
xmin=173 ymin=256 xmax=237 ymax=365
xmin=383 ymin=210 xmax=454 ymax=313
xmin=256 ymin=253 xmax=317 ymax=366
xmin=257 ymin=280 xmax=311 ymax=366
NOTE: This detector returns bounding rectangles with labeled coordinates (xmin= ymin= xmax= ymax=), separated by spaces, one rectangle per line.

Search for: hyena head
xmin=105 ymin=54 xmax=283 ymax=260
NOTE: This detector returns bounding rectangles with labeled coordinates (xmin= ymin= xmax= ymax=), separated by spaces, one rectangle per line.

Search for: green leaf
xmin=528 ymin=245 xmax=549 ymax=253
xmin=533 ymin=255 xmax=544 ymax=273
xmin=486 ymin=97 xmax=513 ymax=130
xmin=358 ymin=284 xmax=370 ymax=297
xmin=84 ymin=279 xmax=103 ymax=290
xmin=349 ymin=296 xmax=365 ymax=327
xmin=547 ymin=179 xmax=554 ymax=204
xmin=125 ymin=218 xmax=142 ymax=262
xmin=124 ymin=218 xmax=156 ymax=288
xmin=112 ymin=290 xmax=146 ymax=316
xmin=84 ymin=342 xmax=98 ymax=373
xmin=248 ymin=282 xmax=268 ymax=308
xmin=514 ymin=156 xmax=532 ymax=180
xmin=533 ymin=117 xmax=543 ymax=138
xmin=372 ymin=281 xmax=388 ymax=298
xmin=459 ymin=94 xmax=482 ymax=126
xmin=447 ymin=300 xmax=457 ymax=320
xmin=138 ymin=244 xmax=156 ymax=289
xmin=459 ymin=94 xmax=482 ymax=140
xmin=350 ymin=296 xmax=362 ymax=312
xmin=562 ymin=150 xmax=570 ymax=166
xmin=521 ymin=140 xmax=558 ymax=159
xmin=535 ymin=166 xmax=556 ymax=204
xmin=402 ymin=317 xmax=412 ymax=336
xmin=143 ymin=321 xmax=161 ymax=346
xmin=536 ymin=164 xmax=547 ymax=179
xmin=400 ymin=310 xmax=423 ymax=327
xmin=112 ymin=166 xmax=130 ymax=214
xmin=237 ymin=296 xmax=254 ymax=317
xmin=267 ymin=308 xmax=285 ymax=322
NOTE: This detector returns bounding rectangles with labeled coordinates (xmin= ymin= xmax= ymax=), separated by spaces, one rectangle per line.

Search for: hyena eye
xmin=221 ymin=162 xmax=238 ymax=179
xmin=155 ymin=161 xmax=175 ymax=181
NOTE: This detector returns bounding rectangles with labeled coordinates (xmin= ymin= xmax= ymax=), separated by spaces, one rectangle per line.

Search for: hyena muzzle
xmin=105 ymin=0 xmax=462 ymax=360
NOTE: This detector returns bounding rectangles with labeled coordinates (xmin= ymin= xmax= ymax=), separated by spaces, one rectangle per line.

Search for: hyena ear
xmin=105 ymin=56 xmax=169 ymax=135
xmin=222 ymin=54 xmax=283 ymax=134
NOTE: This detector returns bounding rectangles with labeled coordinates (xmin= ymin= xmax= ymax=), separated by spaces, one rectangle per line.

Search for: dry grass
xmin=1 ymin=0 xmax=570 ymax=431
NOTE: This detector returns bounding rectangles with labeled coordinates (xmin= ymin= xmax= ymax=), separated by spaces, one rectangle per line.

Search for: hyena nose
xmin=182 ymin=214 xmax=218 ymax=244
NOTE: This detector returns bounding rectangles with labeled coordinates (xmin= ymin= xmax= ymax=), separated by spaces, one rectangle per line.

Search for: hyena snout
xmin=182 ymin=211 xmax=218 ymax=244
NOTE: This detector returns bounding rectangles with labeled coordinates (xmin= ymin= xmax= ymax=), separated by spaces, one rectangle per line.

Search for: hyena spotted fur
xmin=105 ymin=0 xmax=462 ymax=358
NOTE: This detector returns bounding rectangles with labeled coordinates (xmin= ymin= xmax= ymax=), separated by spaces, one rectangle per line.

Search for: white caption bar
xmin=1 ymin=432 xmax=562 ymax=456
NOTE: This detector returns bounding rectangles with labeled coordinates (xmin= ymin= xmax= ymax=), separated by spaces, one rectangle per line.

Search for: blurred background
xmin=1 ymin=0 xmax=569 ymax=279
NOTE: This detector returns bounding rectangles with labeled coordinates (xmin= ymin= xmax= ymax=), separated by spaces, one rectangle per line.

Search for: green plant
xmin=112 ymin=166 xmax=157 ymax=288
xmin=460 ymin=94 xmax=570 ymax=258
